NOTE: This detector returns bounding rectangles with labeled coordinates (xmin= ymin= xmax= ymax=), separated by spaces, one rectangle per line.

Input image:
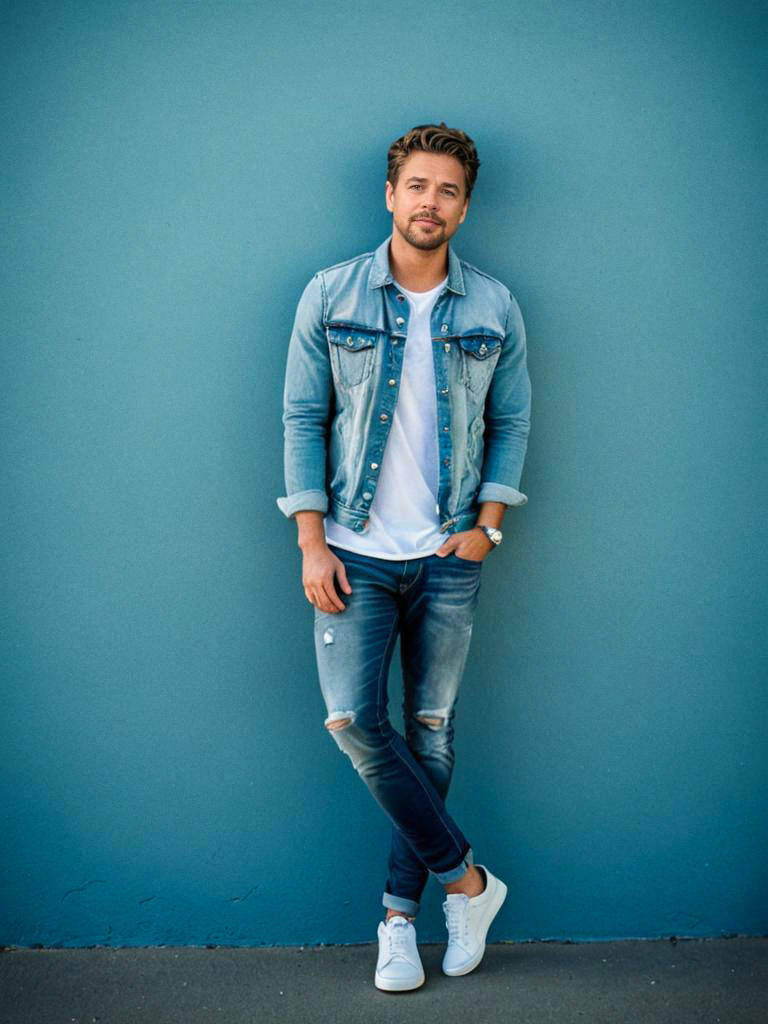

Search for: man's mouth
xmin=413 ymin=217 xmax=441 ymax=226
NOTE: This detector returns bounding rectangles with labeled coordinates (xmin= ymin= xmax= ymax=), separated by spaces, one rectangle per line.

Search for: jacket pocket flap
xmin=327 ymin=327 xmax=378 ymax=351
xmin=458 ymin=334 xmax=502 ymax=359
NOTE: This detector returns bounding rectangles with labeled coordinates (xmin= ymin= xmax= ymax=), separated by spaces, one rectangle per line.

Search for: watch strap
xmin=478 ymin=524 xmax=502 ymax=547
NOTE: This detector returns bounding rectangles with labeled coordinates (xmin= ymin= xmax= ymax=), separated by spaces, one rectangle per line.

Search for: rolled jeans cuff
xmin=431 ymin=846 xmax=474 ymax=884
xmin=382 ymin=892 xmax=421 ymax=916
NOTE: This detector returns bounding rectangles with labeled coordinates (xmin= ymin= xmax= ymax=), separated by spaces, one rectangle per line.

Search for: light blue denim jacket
xmin=277 ymin=236 xmax=531 ymax=536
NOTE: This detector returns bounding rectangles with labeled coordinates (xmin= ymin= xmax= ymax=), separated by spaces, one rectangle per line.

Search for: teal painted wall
xmin=2 ymin=0 xmax=766 ymax=947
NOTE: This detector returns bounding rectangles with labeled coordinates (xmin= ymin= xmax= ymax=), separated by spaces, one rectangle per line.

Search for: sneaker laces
xmin=386 ymin=918 xmax=414 ymax=960
xmin=443 ymin=897 xmax=470 ymax=946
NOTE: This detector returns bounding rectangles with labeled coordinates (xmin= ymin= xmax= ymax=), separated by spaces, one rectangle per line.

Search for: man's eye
xmin=409 ymin=183 xmax=422 ymax=190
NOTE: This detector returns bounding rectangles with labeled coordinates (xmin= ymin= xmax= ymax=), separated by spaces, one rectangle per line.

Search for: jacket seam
xmin=318 ymin=271 xmax=328 ymax=321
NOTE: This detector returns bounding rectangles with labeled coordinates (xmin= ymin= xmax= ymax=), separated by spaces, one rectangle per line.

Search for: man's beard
xmin=399 ymin=217 xmax=448 ymax=251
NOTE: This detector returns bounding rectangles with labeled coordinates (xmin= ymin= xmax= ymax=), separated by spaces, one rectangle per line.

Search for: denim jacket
xmin=276 ymin=236 xmax=531 ymax=536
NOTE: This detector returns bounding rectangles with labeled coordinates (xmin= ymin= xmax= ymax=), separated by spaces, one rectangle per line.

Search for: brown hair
xmin=387 ymin=123 xmax=480 ymax=200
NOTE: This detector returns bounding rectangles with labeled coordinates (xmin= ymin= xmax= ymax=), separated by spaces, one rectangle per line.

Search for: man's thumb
xmin=336 ymin=561 xmax=353 ymax=593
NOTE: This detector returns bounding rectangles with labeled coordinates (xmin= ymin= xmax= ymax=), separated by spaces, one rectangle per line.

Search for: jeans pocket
xmin=451 ymin=552 xmax=483 ymax=566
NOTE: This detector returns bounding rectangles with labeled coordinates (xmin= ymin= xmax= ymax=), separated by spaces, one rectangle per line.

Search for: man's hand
xmin=301 ymin=540 xmax=352 ymax=613
xmin=295 ymin=510 xmax=352 ymax=613
xmin=435 ymin=527 xmax=493 ymax=562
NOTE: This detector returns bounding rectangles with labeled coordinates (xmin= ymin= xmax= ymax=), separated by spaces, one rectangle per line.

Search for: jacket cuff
xmin=276 ymin=490 xmax=329 ymax=518
xmin=477 ymin=482 xmax=528 ymax=507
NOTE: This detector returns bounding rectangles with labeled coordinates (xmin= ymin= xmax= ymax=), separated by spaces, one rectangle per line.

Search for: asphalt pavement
xmin=0 ymin=936 xmax=766 ymax=1024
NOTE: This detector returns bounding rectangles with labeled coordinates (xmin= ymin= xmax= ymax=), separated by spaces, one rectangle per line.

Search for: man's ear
xmin=385 ymin=180 xmax=394 ymax=213
xmin=459 ymin=197 xmax=470 ymax=224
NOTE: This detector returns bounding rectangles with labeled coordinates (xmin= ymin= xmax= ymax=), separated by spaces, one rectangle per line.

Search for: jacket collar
xmin=368 ymin=235 xmax=466 ymax=296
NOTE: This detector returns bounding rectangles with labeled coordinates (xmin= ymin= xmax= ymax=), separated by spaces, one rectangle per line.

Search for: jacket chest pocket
xmin=459 ymin=333 xmax=502 ymax=396
xmin=326 ymin=326 xmax=378 ymax=389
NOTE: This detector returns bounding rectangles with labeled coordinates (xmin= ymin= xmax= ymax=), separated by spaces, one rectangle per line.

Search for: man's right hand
xmin=294 ymin=510 xmax=352 ymax=612
xmin=301 ymin=541 xmax=352 ymax=613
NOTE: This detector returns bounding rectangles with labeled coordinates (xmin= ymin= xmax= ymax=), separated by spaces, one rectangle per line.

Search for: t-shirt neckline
xmin=394 ymin=275 xmax=448 ymax=299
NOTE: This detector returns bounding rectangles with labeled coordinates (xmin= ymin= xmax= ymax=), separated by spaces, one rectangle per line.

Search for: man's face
xmin=385 ymin=151 xmax=469 ymax=252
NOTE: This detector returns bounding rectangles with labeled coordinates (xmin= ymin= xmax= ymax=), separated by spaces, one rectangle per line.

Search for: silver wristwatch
xmin=477 ymin=525 xmax=503 ymax=547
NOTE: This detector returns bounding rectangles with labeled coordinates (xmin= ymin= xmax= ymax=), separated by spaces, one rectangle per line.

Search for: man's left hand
xmin=435 ymin=527 xmax=493 ymax=562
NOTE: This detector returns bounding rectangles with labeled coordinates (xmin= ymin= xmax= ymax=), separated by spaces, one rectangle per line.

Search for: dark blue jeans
xmin=314 ymin=543 xmax=483 ymax=917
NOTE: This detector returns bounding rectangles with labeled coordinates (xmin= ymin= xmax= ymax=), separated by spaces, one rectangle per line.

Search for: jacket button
xmin=441 ymin=387 xmax=449 ymax=394
xmin=479 ymin=343 xmax=487 ymax=354
xmin=379 ymin=413 xmax=388 ymax=422
xmin=395 ymin=316 xmax=405 ymax=326
xmin=443 ymin=457 xmax=451 ymax=466
xmin=443 ymin=425 xmax=450 ymax=432
xmin=346 ymin=336 xmax=354 ymax=345
xmin=370 ymin=462 xmax=379 ymax=470
xmin=441 ymin=324 xmax=449 ymax=333
xmin=397 ymin=294 xmax=405 ymax=302
xmin=362 ymin=491 xmax=373 ymax=501
xmin=444 ymin=343 xmax=450 ymax=352
xmin=388 ymin=378 xmax=396 ymax=386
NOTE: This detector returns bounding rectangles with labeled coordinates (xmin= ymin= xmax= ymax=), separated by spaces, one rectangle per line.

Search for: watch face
xmin=481 ymin=526 xmax=502 ymax=544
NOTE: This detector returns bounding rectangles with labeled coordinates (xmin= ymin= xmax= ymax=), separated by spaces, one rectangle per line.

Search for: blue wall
xmin=2 ymin=0 xmax=766 ymax=947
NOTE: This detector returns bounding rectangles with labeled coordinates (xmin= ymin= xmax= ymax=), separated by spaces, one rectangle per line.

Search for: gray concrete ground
xmin=0 ymin=937 xmax=765 ymax=1024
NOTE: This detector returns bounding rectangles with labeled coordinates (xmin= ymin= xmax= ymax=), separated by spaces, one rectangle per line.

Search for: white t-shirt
xmin=324 ymin=276 xmax=447 ymax=559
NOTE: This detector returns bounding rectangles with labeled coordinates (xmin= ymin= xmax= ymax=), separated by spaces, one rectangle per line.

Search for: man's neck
xmin=388 ymin=232 xmax=449 ymax=292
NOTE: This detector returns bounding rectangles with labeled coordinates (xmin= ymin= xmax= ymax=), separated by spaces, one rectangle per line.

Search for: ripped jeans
xmin=314 ymin=543 xmax=483 ymax=917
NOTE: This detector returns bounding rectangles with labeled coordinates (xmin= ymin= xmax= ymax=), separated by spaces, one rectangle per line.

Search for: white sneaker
xmin=374 ymin=915 xmax=425 ymax=991
xmin=442 ymin=864 xmax=508 ymax=976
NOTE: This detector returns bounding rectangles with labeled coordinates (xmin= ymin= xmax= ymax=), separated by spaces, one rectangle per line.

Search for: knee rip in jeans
xmin=325 ymin=710 xmax=356 ymax=732
xmin=415 ymin=709 xmax=448 ymax=731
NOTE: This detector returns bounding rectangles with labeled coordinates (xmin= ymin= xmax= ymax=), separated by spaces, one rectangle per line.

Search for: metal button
xmin=370 ymin=462 xmax=379 ymax=470
xmin=391 ymin=338 xmax=398 ymax=345
xmin=441 ymin=324 xmax=448 ymax=333
xmin=443 ymin=425 xmax=450 ymax=432
xmin=362 ymin=491 xmax=373 ymax=501
xmin=441 ymin=387 xmax=449 ymax=395
xmin=388 ymin=378 xmax=396 ymax=386
xmin=444 ymin=343 xmax=450 ymax=352
xmin=479 ymin=343 xmax=487 ymax=354
xmin=346 ymin=336 xmax=354 ymax=346
xmin=443 ymin=457 xmax=451 ymax=466
xmin=395 ymin=316 xmax=405 ymax=326
xmin=379 ymin=413 xmax=388 ymax=422
xmin=397 ymin=294 xmax=405 ymax=302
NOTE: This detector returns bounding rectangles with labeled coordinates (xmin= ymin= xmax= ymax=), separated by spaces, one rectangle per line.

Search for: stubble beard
xmin=398 ymin=217 xmax=449 ymax=251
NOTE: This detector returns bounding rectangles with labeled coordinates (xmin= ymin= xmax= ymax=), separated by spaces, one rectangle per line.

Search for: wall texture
xmin=1 ymin=0 xmax=766 ymax=947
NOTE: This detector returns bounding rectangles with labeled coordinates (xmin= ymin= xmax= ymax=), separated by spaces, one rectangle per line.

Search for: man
xmin=277 ymin=123 xmax=531 ymax=991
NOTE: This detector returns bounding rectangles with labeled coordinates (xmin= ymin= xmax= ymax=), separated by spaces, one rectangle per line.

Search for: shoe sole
xmin=442 ymin=877 xmax=508 ymax=977
xmin=374 ymin=969 xmax=425 ymax=992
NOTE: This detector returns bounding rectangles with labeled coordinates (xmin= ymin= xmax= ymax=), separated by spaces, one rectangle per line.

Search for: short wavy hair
xmin=387 ymin=123 xmax=480 ymax=200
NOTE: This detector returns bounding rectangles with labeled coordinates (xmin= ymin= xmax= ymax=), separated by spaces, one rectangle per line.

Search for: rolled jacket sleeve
xmin=478 ymin=292 xmax=532 ymax=507
xmin=276 ymin=274 xmax=332 ymax=519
